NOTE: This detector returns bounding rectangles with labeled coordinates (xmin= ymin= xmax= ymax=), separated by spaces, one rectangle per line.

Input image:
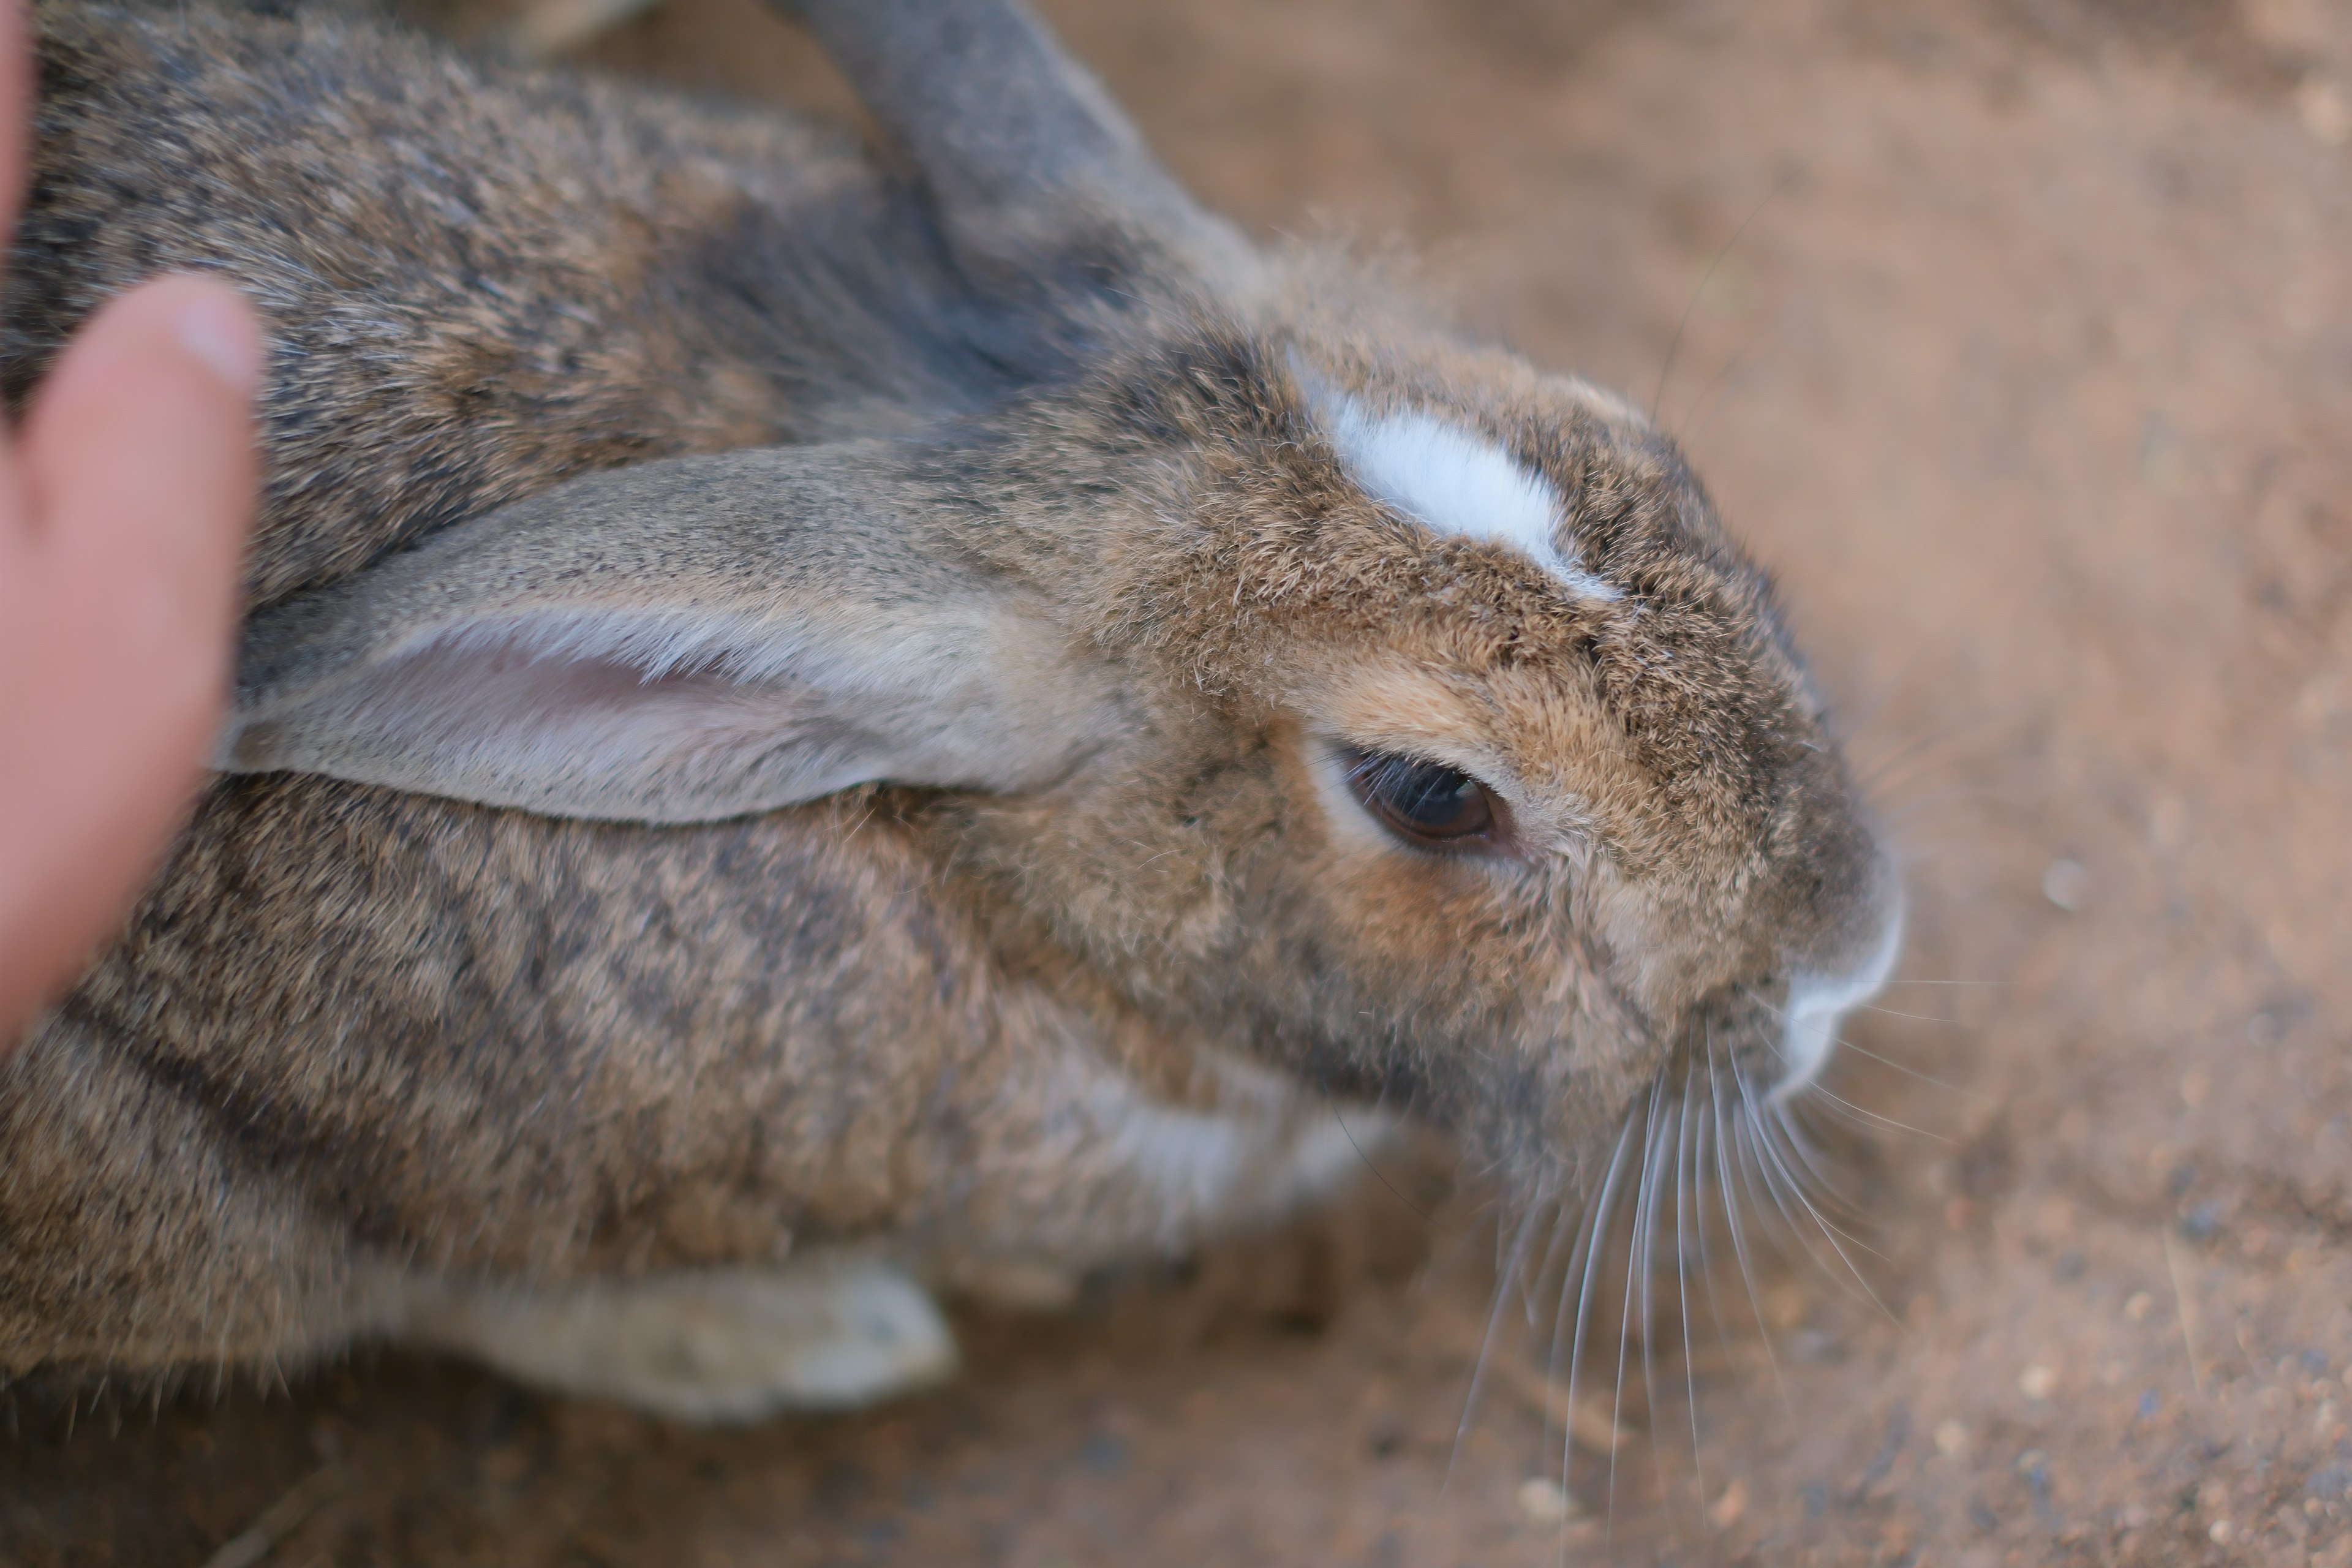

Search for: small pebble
xmin=2041 ymin=858 xmax=2089 ymax=910
xmin=2209 ymin=1518 xmax=2233 ymax=1544
xmin=1934 ymin=1419 xmax=1970 ymax=1457
xmin=2018 ymin=1364 xmax=2057 ymax=1400
xmin=1708 ymin=1477 xmax=1749 ymax=1528
xmin=1078 ymin=1434 xmax=1129 ymax=1476
xmin=1516 ymin=1477 xmax=1574 ymax=1525
xmin=2124 ymin=1291 xmax=2154 ymax=1322
xmin=2179 ymin=1200 xmax=2225 ymax=1239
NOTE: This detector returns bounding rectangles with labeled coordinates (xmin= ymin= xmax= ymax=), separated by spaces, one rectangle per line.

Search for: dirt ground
xmin=7 ymin=0 xmax=2352 ymax=1563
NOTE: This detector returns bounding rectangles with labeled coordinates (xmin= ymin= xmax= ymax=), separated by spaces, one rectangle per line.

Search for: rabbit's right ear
xmin=216 ymin=447 xmax=1118 ymax=823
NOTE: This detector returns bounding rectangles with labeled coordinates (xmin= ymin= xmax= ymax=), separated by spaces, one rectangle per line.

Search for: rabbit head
xmin=954 ymin=318 xmax=1905 ymax=1183
xmin=217 ymin=275 xmax=1900 ymax=1195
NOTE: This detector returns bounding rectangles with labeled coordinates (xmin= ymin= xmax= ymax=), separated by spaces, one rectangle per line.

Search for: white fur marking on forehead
xmin=1318 ymin=394 xmax=1621 ymax=601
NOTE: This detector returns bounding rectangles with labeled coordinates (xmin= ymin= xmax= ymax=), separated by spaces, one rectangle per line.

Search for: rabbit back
xmin=9 ymin=1 xmax=1100 ymax=608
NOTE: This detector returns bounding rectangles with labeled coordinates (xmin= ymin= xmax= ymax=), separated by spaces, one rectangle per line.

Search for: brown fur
xmin=0 ymin=0 xmax=1894 ymax=1394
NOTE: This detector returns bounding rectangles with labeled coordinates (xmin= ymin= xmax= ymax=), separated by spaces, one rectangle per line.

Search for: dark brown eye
xmin=1341 ymin=748 xmax=1498 ymax=848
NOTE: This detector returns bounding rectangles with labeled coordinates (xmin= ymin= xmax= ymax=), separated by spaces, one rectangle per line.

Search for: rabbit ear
xmin=216 ymin=447 xmax=1116 ymax=823
xmin=771 ymin=0 xmax=1256 ymax=290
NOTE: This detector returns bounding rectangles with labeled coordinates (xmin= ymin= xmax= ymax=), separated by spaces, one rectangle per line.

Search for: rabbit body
xmin=0 ymin=0 xmax=1901 ymax=1414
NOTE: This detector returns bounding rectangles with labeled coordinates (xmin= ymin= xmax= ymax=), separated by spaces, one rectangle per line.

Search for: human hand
xmin=0 ymin=0 xmax=262 ymax=1041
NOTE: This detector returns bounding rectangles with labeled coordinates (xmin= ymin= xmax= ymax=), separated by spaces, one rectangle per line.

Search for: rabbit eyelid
xmin=215 ymin=447 xmax=1118 ymax=823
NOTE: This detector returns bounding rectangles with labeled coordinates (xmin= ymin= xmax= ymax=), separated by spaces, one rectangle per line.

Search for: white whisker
xmin=1851 ymin=1003 xmax=1966 ymax=1024
xmin=1762 ymin=1101 xmax=1871 ymax=1219
xmin=1674 ymin=1063 xmax=1705 ymax=1507
xmin=1609 ymin=1077 xmax=1668 ymax=1542
xmin=1447 ymin=1189 xmax=1545 ymax=1487
xmin=1708 ymin=1041 xmax=1790 ymax=1417
xmin=1736 ymin=1072 xmax=1898 ymax=1318
xmin=1689 ymin=1047 xmax=1744 ymax=1382
xmin=1562 ymin=1110 xmax=1638 ymax=1542
xmin=1728 ymin=1084 xmax=1855 ymax=1297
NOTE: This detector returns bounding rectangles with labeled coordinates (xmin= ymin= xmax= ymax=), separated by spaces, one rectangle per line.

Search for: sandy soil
xmin=8 ymin=0 xmax=2352 ymax=1563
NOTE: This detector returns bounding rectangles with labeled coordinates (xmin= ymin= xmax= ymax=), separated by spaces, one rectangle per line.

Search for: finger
xmin=21 ymin=273 xmax=261 ymax=579
xmin=0 ymin=275 xmax=260 ymax=1026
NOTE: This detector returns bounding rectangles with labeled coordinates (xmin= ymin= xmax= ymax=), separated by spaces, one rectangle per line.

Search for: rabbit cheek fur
xmin=0 ymin=0 xmax=1901 ymax=1412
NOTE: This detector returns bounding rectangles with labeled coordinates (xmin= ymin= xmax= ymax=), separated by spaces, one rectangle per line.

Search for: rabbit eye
xmin=1341 ymin=748 xmax=1498 ymax=848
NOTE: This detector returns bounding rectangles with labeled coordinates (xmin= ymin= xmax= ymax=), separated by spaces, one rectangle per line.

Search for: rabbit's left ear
xmin=217 ymin=447 xmax=1118 ymax=823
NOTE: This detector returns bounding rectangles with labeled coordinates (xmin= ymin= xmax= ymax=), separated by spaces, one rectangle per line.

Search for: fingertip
xmin=20 ymin=271 xmax=265 ymax=578
xmin=148 ymin=274 xmax=266 ymax=399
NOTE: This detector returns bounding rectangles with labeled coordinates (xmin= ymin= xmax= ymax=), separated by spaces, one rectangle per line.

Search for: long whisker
xmin=1562 ymin=1110 xmax=1638 ymax=1550
xmin=1787 ymin=1079 xmax=1951 ymax=1142
xmin=1730 ymin=1077 xmax=1866 ymax=1295
xmin=1675 ymin=1061 xmax=1705 ymax=1509
xmin=1610 ymin=1077 xmax=1668 ymax=1545
xmin=1709 ymin=1040 xmax=1790 ymax=1417
xmin=1680 ymin=316 xmax=1790 ymax=450
xmin=1849 ymin=718 xmax=2005 ymax=798
xmin=1737 ymin=1073 xmax=1899 ymax=1319
xmin=1639 ymin=1069 xmax=1677 ymax=1515
xmin=1690 ymin=1042 xmax=1743 ymax=1386
xmin=1327 ymin=1088 xmax=1434 ymax=1222
xmin=1540 ymin=1193 xmax=1595 ymax=1525
xmin=1762 ymin=1101 xmax=1871 ymax=1219
xmin=1760 ymin=1099 xmax=1888 ymax=1248
xmin=1812 ymin=1036 xmax=1987 ymax=1098
xmin=1526 ymin=1186 xmax=1570 ymax=1330
xmin=1647 ymin=165 xmax=1804 ymax=423
xmin=1850 ymin=1003 xmax=1970 ymax=1025
xmin=1768 ymin=1104 xmax=1863 ymax=1204
xmin=1447 ymin=1188 xmax=1546 ymax=1487
xmin=1743 ymin=987 xmax=1981 ymax=1106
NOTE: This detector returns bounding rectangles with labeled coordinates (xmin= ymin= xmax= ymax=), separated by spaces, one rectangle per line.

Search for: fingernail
xmin=171 ymin=287 xmax=264 ymax=396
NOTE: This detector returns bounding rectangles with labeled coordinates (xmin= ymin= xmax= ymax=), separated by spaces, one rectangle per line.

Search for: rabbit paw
xmin=399 ymin=1257 xmax=957 ymax=1422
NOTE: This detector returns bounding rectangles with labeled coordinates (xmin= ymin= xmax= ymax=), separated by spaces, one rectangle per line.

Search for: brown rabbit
xmin=0 ymin=0 xmax=1901 ymax=1419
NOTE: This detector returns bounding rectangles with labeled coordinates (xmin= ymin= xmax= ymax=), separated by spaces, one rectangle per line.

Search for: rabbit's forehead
xmin=1281 ymin=390 xmax=1802 ymax=715
xmin=1305 ymin=383 xmax=1624 ymax=605
xmin=1274 ymin=458 xmax=1817 ymax=816
xmin=1283 ymin=348 xmax=1758 ymax=625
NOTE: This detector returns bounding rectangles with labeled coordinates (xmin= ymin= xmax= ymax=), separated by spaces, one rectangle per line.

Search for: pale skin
xmin=0 ymin=0 xmax=262 ymax=1041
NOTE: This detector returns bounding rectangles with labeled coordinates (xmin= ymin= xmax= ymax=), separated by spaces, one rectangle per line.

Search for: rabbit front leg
xmin=396 ymin=1255 xmax=957 ymax=1421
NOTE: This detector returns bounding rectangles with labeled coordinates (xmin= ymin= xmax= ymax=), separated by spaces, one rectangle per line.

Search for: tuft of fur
xmin=0 ymin=0 xmax=1898 ymax=1404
